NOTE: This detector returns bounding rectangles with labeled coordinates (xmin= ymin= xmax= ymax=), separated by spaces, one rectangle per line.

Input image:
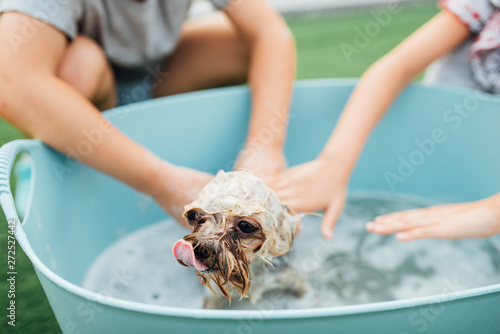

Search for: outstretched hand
xmin=366 ymin=194 xmax=500 ymax=241
xmin=269 ymin=157 xmax=348 ymax=239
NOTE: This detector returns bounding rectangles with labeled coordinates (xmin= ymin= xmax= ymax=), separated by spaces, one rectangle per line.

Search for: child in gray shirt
xmin=0 ymin=0 xmax=296 ymax=223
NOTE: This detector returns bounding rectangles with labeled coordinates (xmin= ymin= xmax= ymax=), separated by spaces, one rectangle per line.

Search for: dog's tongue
xmin=172 ymin=239 xmax=208 ymax=271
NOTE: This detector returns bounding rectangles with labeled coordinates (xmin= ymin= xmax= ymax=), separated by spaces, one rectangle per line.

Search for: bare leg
xmin=154 ymin=13 xmax=249 ymax=97
xmin=57 ymin=35 xmax=117 ymax=110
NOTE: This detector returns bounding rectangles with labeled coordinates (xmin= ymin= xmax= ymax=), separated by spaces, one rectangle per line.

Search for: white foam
xmin=82 ymin=192 xmax=500 ymax=309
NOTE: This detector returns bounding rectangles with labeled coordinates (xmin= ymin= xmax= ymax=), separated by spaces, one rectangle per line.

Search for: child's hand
xmin=366 ymin=194 xmax=500 ymax=241
xmin=151 ymin=163 xmax=213 ymax=227
xmin=234 ymin=144 xmax=287 ymax=183
xmin=269 ymin=156 xmax=348 ymax=239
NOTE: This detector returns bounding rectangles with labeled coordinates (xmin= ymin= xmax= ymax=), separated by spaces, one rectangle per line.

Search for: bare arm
xmin=321 ymin=10 xmax=471 ymax=176
xmin=0 ymin=13 xmax=211 ymax=223
xmin=271 ymin=10 xmax=471 ymax=238
xmin=226 ymin=0 xmax=296 ymax=180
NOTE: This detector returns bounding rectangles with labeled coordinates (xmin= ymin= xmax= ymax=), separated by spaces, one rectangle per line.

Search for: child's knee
xmin=57 ymin=35 xmax=112 ymax=99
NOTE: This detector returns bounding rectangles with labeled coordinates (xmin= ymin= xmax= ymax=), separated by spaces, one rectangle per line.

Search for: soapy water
xmin=82 ymin=192 xmax=500 ymax=310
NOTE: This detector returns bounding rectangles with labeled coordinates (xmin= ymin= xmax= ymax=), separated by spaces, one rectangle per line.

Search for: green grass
xmin=290 ymin=3 xmax=439 ymax=79
xmin=0 ymin=3 xmax=439 ymax=333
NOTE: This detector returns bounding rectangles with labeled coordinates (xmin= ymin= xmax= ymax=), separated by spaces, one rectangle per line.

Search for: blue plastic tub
xmin=1 ymin=79 xmax=500 ymax=333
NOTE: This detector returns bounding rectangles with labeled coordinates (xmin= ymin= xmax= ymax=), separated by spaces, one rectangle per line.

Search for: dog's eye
xmin=238 ymin=221 xmax=258 ymax=234
xmin=186 ymin=210 xmax=197 ymax=222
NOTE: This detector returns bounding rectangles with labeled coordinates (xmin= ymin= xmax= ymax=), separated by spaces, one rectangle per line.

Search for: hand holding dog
xmin=270 ymin=156 xmax=347 ymax=240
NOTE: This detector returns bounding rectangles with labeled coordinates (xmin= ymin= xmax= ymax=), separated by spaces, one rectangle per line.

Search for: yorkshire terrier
xmin=172 ymin=170 xmax=305 ymax=309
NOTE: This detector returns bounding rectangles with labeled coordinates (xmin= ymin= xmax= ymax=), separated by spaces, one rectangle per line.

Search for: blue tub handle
xmin=0 ymin=139 xmax=38 ymax=222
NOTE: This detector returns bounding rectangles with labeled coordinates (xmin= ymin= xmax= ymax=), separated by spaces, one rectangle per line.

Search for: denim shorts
xmin=113 ymin=61 xmax=165 ymax=106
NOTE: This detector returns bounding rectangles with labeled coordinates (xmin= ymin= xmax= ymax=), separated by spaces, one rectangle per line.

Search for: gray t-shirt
xmin=0 ymin=0 xmax=231 ymax=68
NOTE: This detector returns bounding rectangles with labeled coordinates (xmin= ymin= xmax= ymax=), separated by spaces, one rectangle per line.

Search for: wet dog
xmin=172 ymin=170 xmax=305 ymax=308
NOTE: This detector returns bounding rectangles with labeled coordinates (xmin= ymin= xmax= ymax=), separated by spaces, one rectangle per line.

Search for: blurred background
xmin=192 ymin=0 xmax=431 ymax=15
xmin=0 ymin=0 xmax=439 ymax=332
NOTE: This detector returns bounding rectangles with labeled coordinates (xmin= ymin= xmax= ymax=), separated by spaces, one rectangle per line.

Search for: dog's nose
xmin=193 ymin=242 xmax=212 ymax=261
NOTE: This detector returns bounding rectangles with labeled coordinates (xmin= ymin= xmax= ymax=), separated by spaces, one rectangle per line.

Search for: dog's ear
xmin=267 ymin=205 xmax=301 ymax=257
